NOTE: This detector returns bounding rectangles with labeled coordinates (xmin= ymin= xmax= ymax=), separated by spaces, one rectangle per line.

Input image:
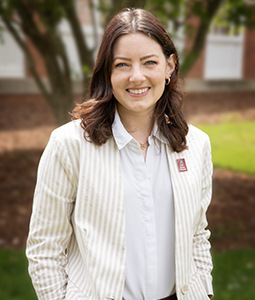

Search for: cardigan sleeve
xmin=192 ymin=134 xmax=214 ymax=297
xmin=26 ymin=132 xmax=76 ymax=300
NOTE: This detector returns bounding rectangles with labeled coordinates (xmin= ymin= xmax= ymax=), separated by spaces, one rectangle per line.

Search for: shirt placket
xmin=144 ymin=139 xmax=158 ymax=300
xmin=131 ymin=139 xmax=158 ymax=300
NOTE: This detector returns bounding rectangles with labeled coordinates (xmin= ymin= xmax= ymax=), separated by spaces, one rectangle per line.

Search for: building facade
xmin=0 ymin=1 xmax=255 ymax=86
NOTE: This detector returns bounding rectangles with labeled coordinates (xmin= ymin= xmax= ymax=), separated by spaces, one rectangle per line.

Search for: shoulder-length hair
xmin=72 ymin=8 xmax=188 ymax=152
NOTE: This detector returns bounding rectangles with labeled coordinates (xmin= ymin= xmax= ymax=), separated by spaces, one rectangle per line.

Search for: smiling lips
xmin=127 ymin=87 xmax=150 ymax=95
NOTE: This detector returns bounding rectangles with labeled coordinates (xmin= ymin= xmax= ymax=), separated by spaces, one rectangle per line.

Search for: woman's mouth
xmin=126 ymin=87 xmax=150 ymax=95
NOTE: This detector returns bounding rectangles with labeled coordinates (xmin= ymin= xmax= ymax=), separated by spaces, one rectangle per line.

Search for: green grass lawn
xmin=1 ymin=247 xmax=255 ymax=300
xmin=212 ymin=248 xmax=255 ymax=300
xmin=0 ymin=248 xmax=36 ymax=300
xmin=198 ymin=121 xmax=255 ymax=176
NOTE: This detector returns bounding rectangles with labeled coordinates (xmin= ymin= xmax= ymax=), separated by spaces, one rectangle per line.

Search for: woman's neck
xmin=117 ymin=108 xmax=154 ymax=144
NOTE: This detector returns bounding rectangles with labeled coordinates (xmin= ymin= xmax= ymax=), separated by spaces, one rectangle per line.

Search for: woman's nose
xmin=129 ymin=66 xmax=146 ymax=84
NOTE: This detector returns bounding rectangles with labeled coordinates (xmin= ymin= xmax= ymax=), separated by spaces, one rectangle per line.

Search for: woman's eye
xmin=145 ymin=60 xmax=157 ymax=65
xmin=115 ymin=63 xmax=127 ymax=68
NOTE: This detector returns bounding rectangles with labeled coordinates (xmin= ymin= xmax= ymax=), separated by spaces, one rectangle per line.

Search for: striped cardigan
xmin=26 ymin=119 xmax=213 ymax=300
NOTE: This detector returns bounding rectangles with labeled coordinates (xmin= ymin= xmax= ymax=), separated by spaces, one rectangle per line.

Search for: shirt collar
xmin=112 ymin=110 xmax=133 ymax=150
xmin=151 ymin=121 xmax=168 ymax=145
xmin=112 ymin=110 xmax=168 ymax=149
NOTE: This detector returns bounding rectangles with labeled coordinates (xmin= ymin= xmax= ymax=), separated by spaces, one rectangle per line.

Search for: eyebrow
xmin=113 ymin=54 xmax=159 ymax=62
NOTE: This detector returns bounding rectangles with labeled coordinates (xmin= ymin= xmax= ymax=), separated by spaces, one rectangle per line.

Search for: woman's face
xmin=111 ymin=33 xmax=175 ymax=118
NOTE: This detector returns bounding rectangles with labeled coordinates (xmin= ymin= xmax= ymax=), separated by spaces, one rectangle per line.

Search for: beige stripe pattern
xmin=26 ymin=120 xmax=213 ymax=300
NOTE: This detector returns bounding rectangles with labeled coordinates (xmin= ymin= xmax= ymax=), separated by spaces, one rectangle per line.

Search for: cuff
xmin=200 ymin=274 xmax=214 ymax=297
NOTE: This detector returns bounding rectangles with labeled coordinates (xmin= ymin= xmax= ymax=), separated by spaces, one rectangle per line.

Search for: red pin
xmin=176 ymin=158 xmax=188 ymax=172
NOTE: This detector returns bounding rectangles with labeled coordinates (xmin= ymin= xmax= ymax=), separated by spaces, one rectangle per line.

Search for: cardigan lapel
xmin=166 ymin=143 xmax=204 ymax=297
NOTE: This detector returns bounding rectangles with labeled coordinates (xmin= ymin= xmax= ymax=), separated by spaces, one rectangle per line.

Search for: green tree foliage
xmin=0 ymin=0 xmax=94 ymax=124
xmin=0 ymin=0 xmax=254 ymax=123
xmin=145 ymin=0 xmax=255 ymax=74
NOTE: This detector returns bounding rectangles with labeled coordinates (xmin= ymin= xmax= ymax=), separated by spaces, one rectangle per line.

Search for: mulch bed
xmin=0 ymin=92 xmax=255 ymax=250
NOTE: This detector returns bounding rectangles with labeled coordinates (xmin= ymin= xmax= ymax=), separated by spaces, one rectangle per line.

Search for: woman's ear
xmin=166 ymin=54 xmax=176 ymax=79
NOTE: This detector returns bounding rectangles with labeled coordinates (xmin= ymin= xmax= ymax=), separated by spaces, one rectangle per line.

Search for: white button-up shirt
xmin=112 ymin=111 xmax=175 ymax=300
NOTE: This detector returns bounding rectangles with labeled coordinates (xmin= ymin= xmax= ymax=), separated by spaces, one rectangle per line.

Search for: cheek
xmin=154 ymin=74 xmax=166 ymax=90
xmin=153 ymin=68 xmax=167 ymax=83
xmin=110 ymin=75 xmax=121 ymax=101
xmin=110 ymin=74 xmax=115 ymax=88
xmin=110 ymin=76 xmax=118 ymax=95
xmin=153 ymin=75 xmax=167 ymax=99
xmin=111 ymin=73 xmax=124 ymax=89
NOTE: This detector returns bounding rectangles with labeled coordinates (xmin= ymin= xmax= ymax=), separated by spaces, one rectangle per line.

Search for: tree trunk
xmin=14 ymin=2 xmax=77 ymax=124
xmin=181 ymin=0 xmax=223 ymax=75
xmin=63 ymin=0 xmax=94 ymax=80
xmin=48 ymin=91 xmax=74 ymax=124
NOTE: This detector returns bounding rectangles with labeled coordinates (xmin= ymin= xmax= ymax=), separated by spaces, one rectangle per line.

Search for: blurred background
xmin=0 ymin=0 xmax=255 ymax=299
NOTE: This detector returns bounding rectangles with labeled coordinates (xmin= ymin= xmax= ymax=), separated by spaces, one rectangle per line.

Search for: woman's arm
xmin=192 ymin=136 xmax=214 ymax=298
xmin=26 ymin=133 xmax=76 ymax=300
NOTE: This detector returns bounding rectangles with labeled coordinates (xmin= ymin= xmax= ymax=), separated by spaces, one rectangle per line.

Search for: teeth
xmin=128 ymin=88 xmax=149 ymax=94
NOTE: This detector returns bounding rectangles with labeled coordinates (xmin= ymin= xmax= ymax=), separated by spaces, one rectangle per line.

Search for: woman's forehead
xmin=112 ymin=33 xmax=164 ymax=57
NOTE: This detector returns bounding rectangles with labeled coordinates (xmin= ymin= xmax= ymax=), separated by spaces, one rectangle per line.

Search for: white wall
xmin=204 ymin=29 xmax=244 ymax=79
xmin=0 ymin=25 xmax=25 ymax=78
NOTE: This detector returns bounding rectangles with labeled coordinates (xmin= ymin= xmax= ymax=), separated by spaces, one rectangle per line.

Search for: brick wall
xmin=185 ymin=48 xmax=205 ymax=78
xmin=243 ymin=28 xmax=255 ymax=79
xmin=181 ymin=14 xmax=205 ymax=79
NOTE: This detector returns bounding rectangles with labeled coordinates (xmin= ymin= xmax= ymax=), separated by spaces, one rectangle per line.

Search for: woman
xmin=26 ymin=8 xmax=213 ymax=300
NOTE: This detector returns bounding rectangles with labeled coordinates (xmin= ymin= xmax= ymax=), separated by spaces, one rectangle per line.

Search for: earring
xmin=164 ymin=113 xmax=172 ymax=125
xmin=165 ymin=77 xmax=171 ymax=85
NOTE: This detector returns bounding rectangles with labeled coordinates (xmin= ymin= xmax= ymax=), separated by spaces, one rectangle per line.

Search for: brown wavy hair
xmin=72 ymin=8 xmax=188 ymax=152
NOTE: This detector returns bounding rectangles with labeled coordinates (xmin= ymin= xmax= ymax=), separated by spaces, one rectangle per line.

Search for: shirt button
xmin=147 ymin=173 xmax=152 ymax=180
xmin=181 ymin=284 xmax=189 ymax=295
